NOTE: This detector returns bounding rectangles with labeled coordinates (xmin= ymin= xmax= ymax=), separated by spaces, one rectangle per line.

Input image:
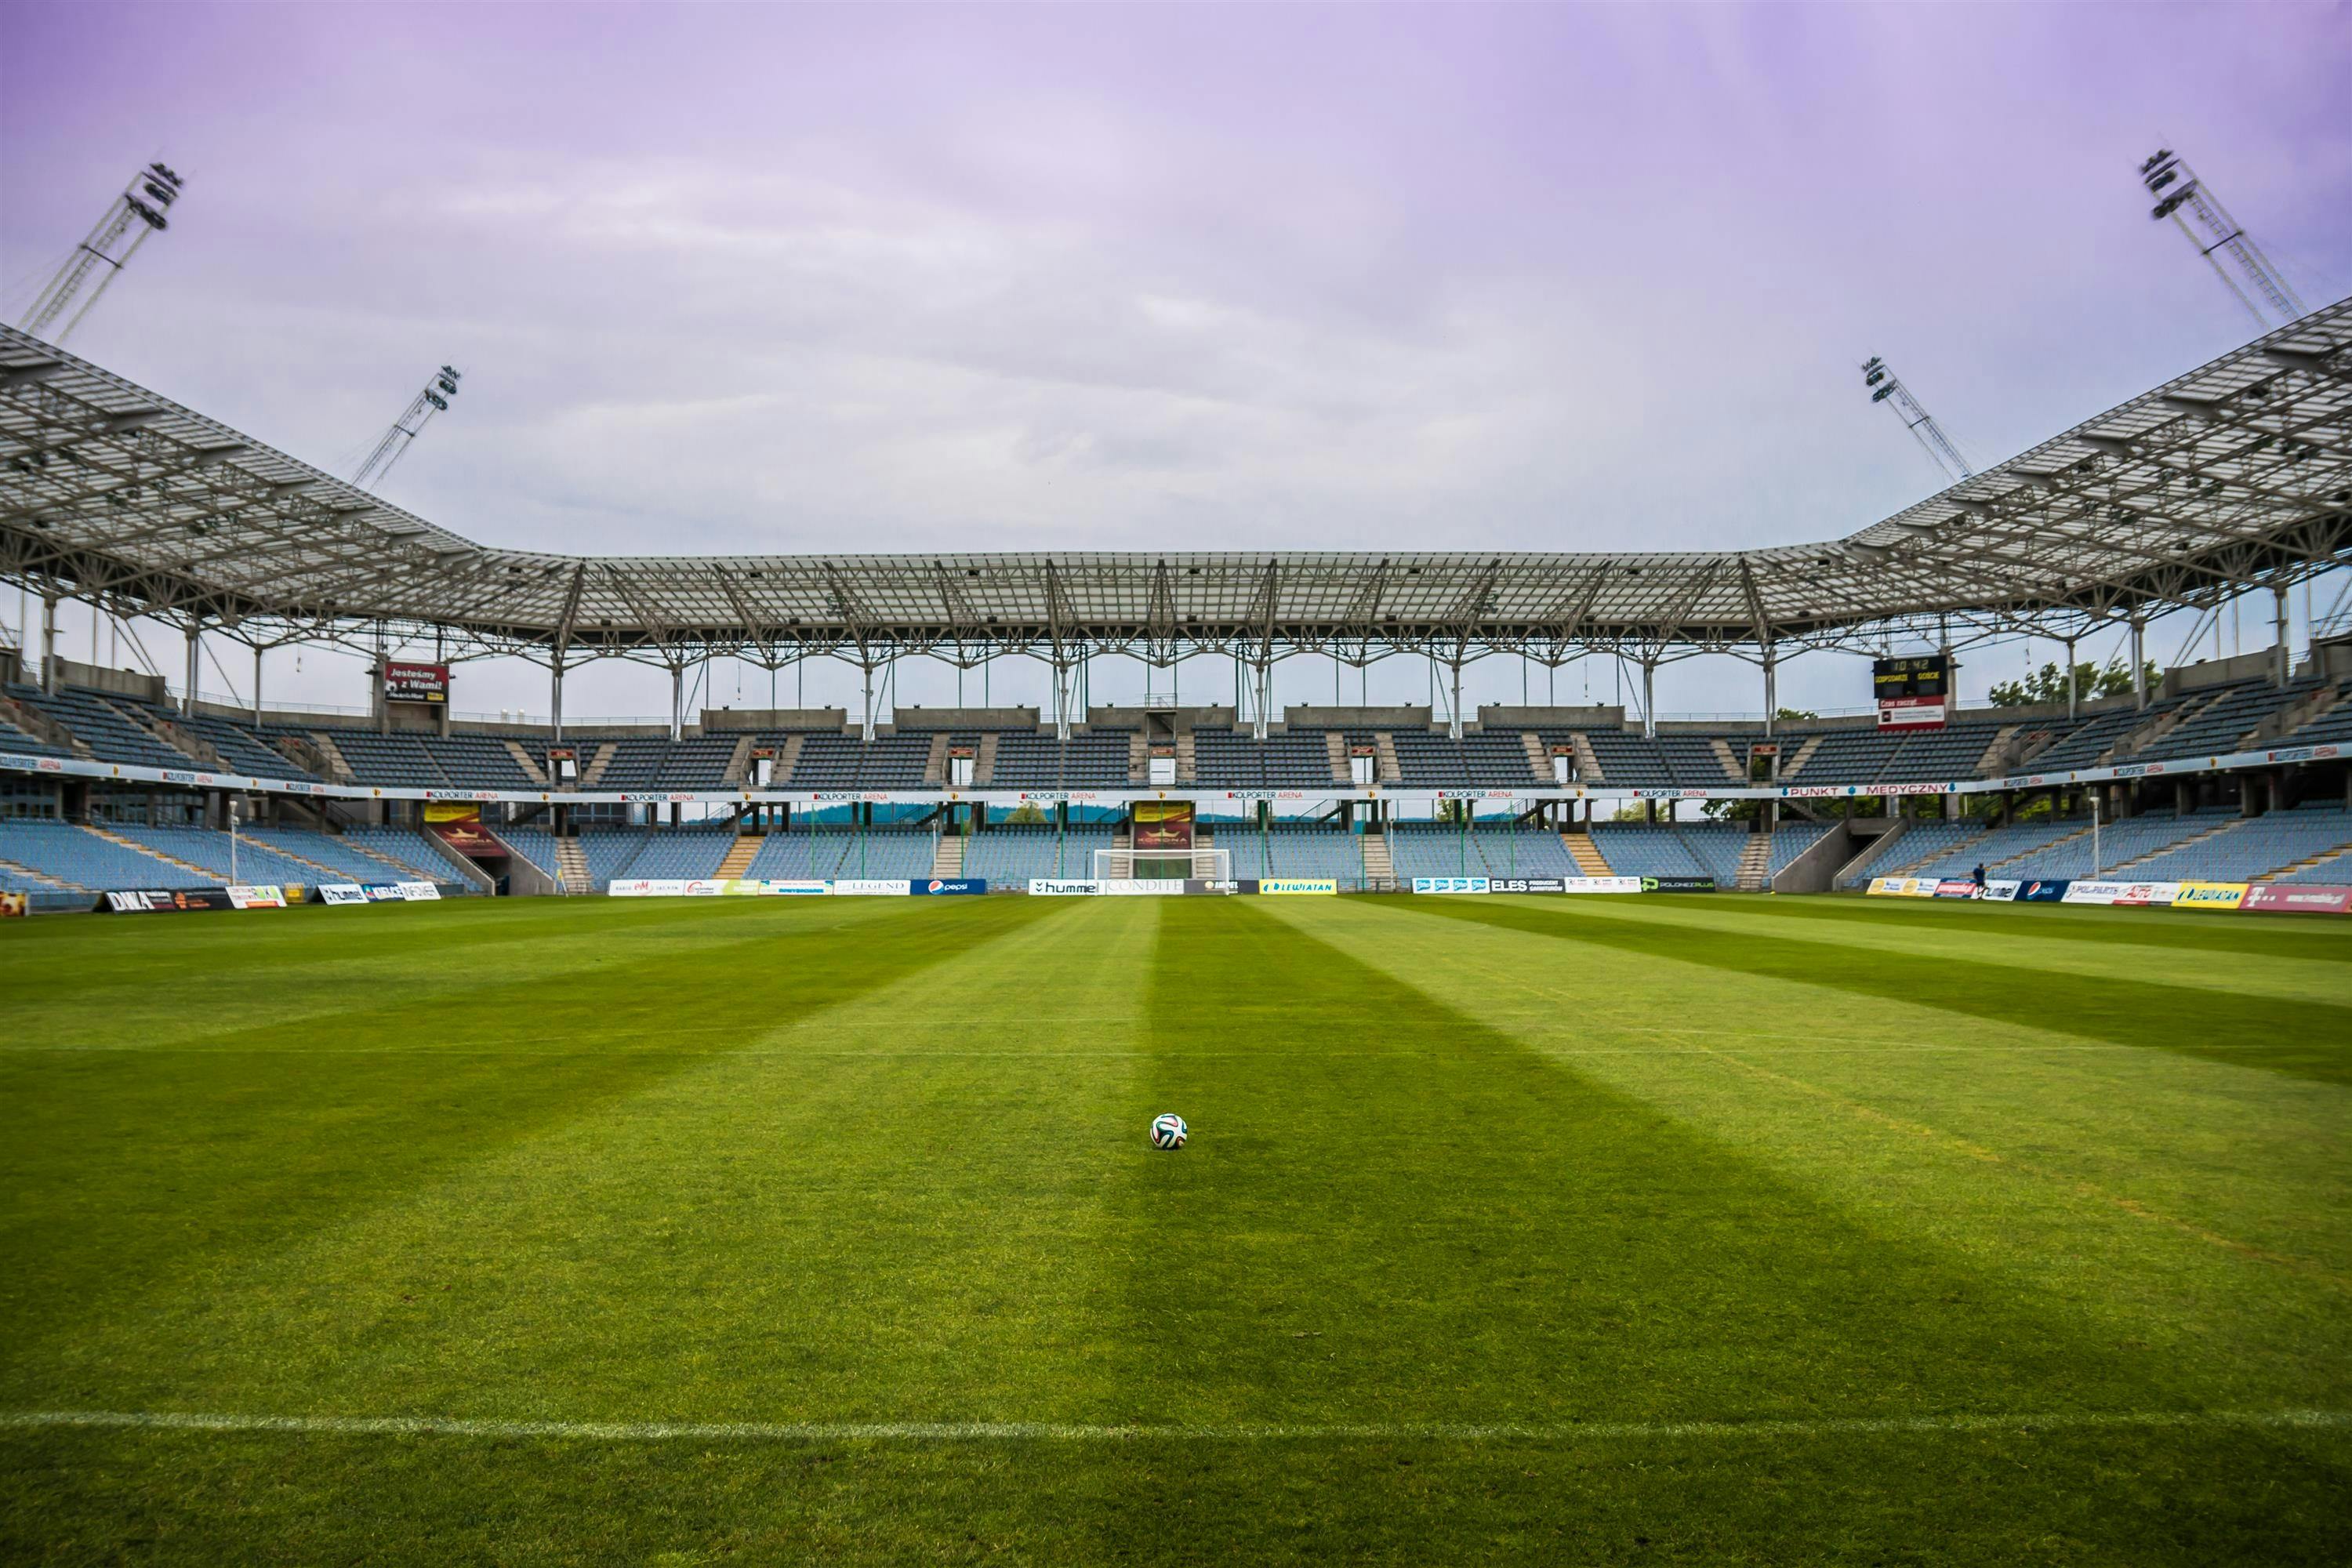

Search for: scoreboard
xmin=1873 ymin=654 xmax=1951 ymax=730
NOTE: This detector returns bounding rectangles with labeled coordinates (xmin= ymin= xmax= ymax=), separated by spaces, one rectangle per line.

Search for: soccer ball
xmin=1149 ymin=1113 xmax=1188 ymax=1150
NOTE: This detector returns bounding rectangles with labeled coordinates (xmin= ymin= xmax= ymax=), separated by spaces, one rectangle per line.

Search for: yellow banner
xmin=423 ymin=802 xmax=481 ymax=824
xmin=2171 ymin=880 xmax=2249 ymax=910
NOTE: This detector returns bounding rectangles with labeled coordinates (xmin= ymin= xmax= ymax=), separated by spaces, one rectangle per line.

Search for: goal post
xmin=1094 ymin=848 xmax=1232 ymax=883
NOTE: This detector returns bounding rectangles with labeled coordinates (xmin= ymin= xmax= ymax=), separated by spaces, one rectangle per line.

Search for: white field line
xmin=3 ymin=1407 xmax=2343 ymax=1446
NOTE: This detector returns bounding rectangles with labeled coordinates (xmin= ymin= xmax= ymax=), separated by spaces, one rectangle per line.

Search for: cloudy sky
xmin=4 ymin=2 xmax=2348 ymax=720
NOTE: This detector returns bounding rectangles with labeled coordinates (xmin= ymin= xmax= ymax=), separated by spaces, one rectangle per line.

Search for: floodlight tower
xmin=1860 ymin=357 xmax=1973 ymax=483
xmin=2139 ymin=149 xmax=2303 ymax=330
xmin=352 ymin=365 xmax=463 ymax=490
xmin=18 ymin=162 xmax=186 ymax=347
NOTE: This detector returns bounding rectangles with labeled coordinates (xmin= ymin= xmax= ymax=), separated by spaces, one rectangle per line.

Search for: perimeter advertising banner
xmin=2015 ymin=879 xmax=2071 ymax=902
xmin=1413 ymin=876 xmax=1490 ymax=895
xmin=101 ymin=887 xmax=236 ymax=913
xmin=225 ymin=884 xmax=288 ymax=909
xmin=0 ymin=890 xmax=27 ymax=917
xmin=1258 ymin=878 xmax=1338 ymax=895
xmin=1867 ymin=877 xmax=1940 ymax=898
xmin=2241 ymin=884 xmax=2352 ymax=914
xmin=2171 ymin=880 xmax=2249 ymax=910
xmin=319 ymin=884 xmax=368 ymax=905
xmin=1641 ymin=877 xmax=1719 ymax=892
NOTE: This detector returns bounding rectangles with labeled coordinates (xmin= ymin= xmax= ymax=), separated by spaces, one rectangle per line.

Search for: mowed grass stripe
xmin=1676 ymin=887 xmax=2352 ymax=958
xmin=1120 ymin=898 xmax=2169 ymax=1424
xmin=0 ymin=896 xmax=1065 ymax=1369
xmin=3 ymin=898 xmax=1154 ymax=1425
xmin=1408 ymin=893 xmax=2352 ymax=1083
xmin=1487 ymin=891 xmax=2350 ymax=1007
xmin=1269 ymin=896 xmax=2352 ymax=1395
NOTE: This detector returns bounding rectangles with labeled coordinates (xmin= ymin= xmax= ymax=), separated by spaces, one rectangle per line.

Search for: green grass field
xmin=3 ymin=891 xmax=2348 ymax=1564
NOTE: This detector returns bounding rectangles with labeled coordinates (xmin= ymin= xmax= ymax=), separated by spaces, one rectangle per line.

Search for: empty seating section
xmin=1574 ymin=732 xmax=1671 ymax=786
xmin=340 ymin=827 xmax=460 ymax=880
xmin=1875 ymin=724 xmax=2004 ymax=782
xmin=111 ymin=824 xmax=321 ymax=884
xmin=2023 ymin=705 xmax=2161 ymax=771
xmin=171 ymin=710 xmax=318 ymax=778
xmin=1219 ymin=826 xmax=1363 ymax=881
xmin=2125 ymin=805 xmax=2352 ymax=884
xmin=1388 ymin=731 xmax=1533 ymax=786
xmin=988 ymin=732 xmax=1131 ymax=789
xmin=626 ymin=826 xmax=735 ymax=880
xmin=327 ymin=732 xmax=443 ymax=786
xmin=1672 ymin=823 xmax=1748 ymax=885
xmin=1992 ymin=814 xmax=2216 ymax=880
xmin=496 ymin=827 xmax=565 ymax=880
xmin=2280 ymin=678 xmax=2352 ymax=746
xmin=2139 ymin=679 xmax=2315 ymax=762
xmin=598 ymin=736 xmax=735 ymax=789
xmin=1587 ymin=826 xmax=1708 ymax=879
xmin=786 ymin=735 xmax=931 ymax=789
xmin=1383 ymin=822 xmax=1497 ymax=881
xmin=1189 ymin=728 xmax=1334 ymax=787
xmin=804 ymin=827 xmax=935 ymax=878
xmin=13 ymin=687 xmax=190 ymax=768
xmin=960 ymin=825 xmax=1115 ymax=884
xmin=0 ymin=821 xmax=205 ymax=889
xmin=0 ymin=711 xmax=73 ymax=757
xmin=1891 ymin=820 xmax=2067 ymax=882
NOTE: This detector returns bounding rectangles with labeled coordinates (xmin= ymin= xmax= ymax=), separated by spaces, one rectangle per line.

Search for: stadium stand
xmin=0 ymin=820 xmax=205 ymax=890
xmin=1388 ymin=731 xmax=1535 ymax=787
xmin=960 ymin=823 xmax=1116 ymax=884
xmin=987 ymin=731 xmax=1134 ymax=789
xmin=787 ymin=735 xmax=931 ymax=788
xmin=1218 ymin=823 xmax=1364 ymax=881
xmin=10 ymin=685 xmax=191 ymax=769
xmin=1587 ymin=824 xmax=1710 ymax=879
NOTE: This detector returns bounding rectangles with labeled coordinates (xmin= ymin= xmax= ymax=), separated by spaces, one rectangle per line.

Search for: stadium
xmin=5 ymin=7 xmax=2351 ymax=1564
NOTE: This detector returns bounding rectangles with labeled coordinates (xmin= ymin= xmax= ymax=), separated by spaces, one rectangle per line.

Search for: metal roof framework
xmin=4 ymin=303 xmax=2349 ymax=730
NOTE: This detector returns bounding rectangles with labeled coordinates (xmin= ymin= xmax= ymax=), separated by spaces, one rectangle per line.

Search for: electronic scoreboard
xmin=1873 ymin=654 xmax=1951 ymax=730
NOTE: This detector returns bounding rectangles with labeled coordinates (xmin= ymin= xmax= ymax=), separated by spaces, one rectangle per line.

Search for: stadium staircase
xmin=2111 ymin=691 xmax=2217 ymax=762
xmin=555 ymin=838 xmax=591 ymax=895
xmin=1359 ymin=830 xmax=1395 ymax=890
xmin=0 ymin=854 xmax=75 ymax=891
xmin=129 ymin=708 xmax=219 ymax=767
xmin=722 ymin=735 xmax=755 ymax=786
xmin=1520 ymin=732 xmax=1551 ymax=782
xmin=1709 ymin=739 xmax=1744 ymax=781
xmin=1563 ymin=829 xmax=1612 ymax=875
xmin=921 ymin=735 xmax=949 ymax=787
xmin=1127 ymin=733 xmax=1148 ymax=784
xmin=1973 ymin=726 xmax=2017 ymax=775
xmin=308 ymin=732 xmax=355 ymax=782
xmin=86 ymin=824 xmax=209 ymax=880
xmin=2265 ymin=841 xmax=2352 ymax=883
xmin=1175 ymin=733 xmax=1197 ymax=783
xmin=975 ymin=733 xmax=1000 ymax=785
xmin=1778 ymin=734 xmax=1823 ymax=779
xmin=503 ymin=739 xmax=549 ymax=786
xmin=1 ymin=693 xmax=86 ymax=756
xmin=1569 ymin=732 xmax=1602 ymax=781
xmin=580 ymin=743 xmax=616 ymax=786
xmin=2254 ymin=682 xmax=2347 ymax=746
xmin=715 ymin=836 xmax=760 ymax=880
xmin=1325 ymin=731 xmax=1351 ymax=782
xmin=1735 ymin=832 xmax=1772 ymax=890
xmin=929 ymin=833 xmax=964 ymax=879
xmin=1374 ymin=732 xmax=1403 ymax=784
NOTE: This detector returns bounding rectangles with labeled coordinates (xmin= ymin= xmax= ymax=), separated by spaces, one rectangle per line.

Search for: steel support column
xmin=2129 ymin=616 xmax=2147 ymax=710
xmin=38 ymin=593 xmax=57 ymax=695
xmin=2274 ymin=585 xmax=2291 ymax=688
xmin=183 ymin=621 xmax=199 ymax=716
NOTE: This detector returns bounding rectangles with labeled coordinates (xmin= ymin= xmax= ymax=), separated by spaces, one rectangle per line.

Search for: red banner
xmin=2240 ymin=884 xmax=2352 ymax=914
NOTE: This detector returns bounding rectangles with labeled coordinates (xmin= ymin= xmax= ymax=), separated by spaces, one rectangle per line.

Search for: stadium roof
xmin=2 ymin=303 xmax=2348 ymax=674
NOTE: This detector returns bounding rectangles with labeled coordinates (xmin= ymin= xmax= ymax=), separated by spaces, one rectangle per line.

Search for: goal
xmin=1094 ymin=848 xmax=1232 ymax=883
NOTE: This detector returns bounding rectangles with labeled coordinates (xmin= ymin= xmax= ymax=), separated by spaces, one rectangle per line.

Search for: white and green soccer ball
xmin=1149 ymin=1113 xmax=1188 ymax=1150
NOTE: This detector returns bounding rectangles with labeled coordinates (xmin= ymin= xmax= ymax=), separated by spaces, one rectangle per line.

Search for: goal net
xmin=1094 ymin=848 xmax=1232 ymax=883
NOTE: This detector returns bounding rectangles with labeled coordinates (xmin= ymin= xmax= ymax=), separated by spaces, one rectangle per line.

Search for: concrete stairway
xmin=1522 ymin=731 xmax=1552 ymax=782
xmin=1326 ymin=731 xmax=1351 ymax=782
xmin=1359 ymin=831 xmax=1395 ymax=889
xmin=931 ymin=833 xmax=964 ymax=878
xmin=0 ymin=855 xmax=78 ymax=890
xmin=716 ymin=836 xmax=760 ymax=880
xmin=579 ymin=742 xmax=617 ymax=786
xmin=2263 ymin=841 xmax=2352 ymax=883
xmin=975 ymin=733 xmax=1000 ymax=786
xmin=1710 ymin=739 xmax=1745 ymax=781
xmin=1563 ymin=829 xmax=1613 ymax=875
xmin=1736 ymin=832 xmax=1772 ymax=891
xmin=503 ymin=739 xmax=550 ymax=786
xmin=1779 ymin=734 xmax=1823 ymax=779
xmin=555 ymin=837 xmax=591 ymax=895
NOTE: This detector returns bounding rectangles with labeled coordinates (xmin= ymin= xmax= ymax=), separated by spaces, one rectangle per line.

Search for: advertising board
xmin=1029 ymin=879 xmax=1102 ymax=896
xmin=833 ymin=879 xmax=912 ymax=897
xmin=2241 ymin=884 xmax=2352 ymax=914
xmin=2170 ymin=880 xmax=2249 ymax=910
xmin=1982 ymin=880 xmax=2021 ymax=901
xmin=101 ymin=887 xmax=234 ymax=913
xmin=2015 ymin=879 xmax=2071 ymax=902
xmin=1258 ymin=878 xmax=1338 ymax=895
xmin=1486 ymin=877 xmax=1566 ymax=895
xmin=1562 ymin=877 xmax=1643 ymax=894
xmin=0 ymin=890 xmax=26 ymax=918
xmin=2062 ymin=880 xmax=2180 ymax=907
xmin=1641 ymin=877 xmax=1719 ymax=892
xmin=394 ymin=882 xmax=442 ymax=902
xmin=225 ymin=884 xmax=288 ymax=909
xmin=318 ymin=884 xmax=368 ymax=905
xmin=1412 ymin=877 xmax=1490 ymax=895
xmin=912 ymin=879 xmax=988 ymax=895
xmin=383 ymin=661 xmax=449 ymax=704
xmin=1933 ymin=879 xmax=1981 ymax=898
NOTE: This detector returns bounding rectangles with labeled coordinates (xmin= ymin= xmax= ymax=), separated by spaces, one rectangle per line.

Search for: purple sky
xmin=4 ymin=2 xmax=2349 ymax=720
